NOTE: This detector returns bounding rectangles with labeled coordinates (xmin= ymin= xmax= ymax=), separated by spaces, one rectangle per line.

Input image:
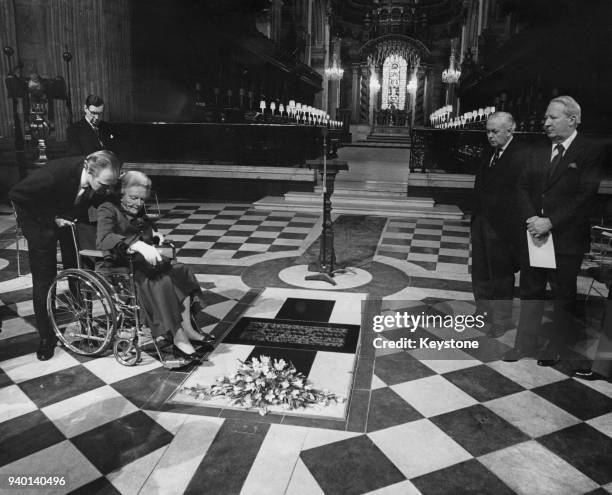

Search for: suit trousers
xmin=591 ymin=290 xmax=612 ymax=377
xmin=471 ymin=215 xmax=517 ymax=324
xmin=16 ymin=208 xmax=83 ymax=341
xmin=517 ymin=251 xmax=583 ymax=353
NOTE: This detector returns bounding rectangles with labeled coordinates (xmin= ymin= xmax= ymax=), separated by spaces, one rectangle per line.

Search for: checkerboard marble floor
xmin=1 ymin=201 xmax=611 ymax=495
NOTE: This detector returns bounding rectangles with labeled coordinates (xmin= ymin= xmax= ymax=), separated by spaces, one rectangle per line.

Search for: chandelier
xmin=325 ymin=54 xmax=344 ymax=80
xmin=441 ymin=41 xmax=461 ymax=84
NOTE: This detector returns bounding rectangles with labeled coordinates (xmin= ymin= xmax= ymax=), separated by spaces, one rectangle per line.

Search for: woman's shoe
xmin=172 ymin=344 xmax=201 ymax=360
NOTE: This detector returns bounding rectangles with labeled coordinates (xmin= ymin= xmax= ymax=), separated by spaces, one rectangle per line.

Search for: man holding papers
xmin=505 ymin=96 xmax=605 ymax=365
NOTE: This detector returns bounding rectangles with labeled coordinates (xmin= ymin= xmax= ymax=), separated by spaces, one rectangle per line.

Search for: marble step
xmin=285 ymin=191 xmax=435 ymax=208
xmin=315 ymin=181 xmax=409 ymax=196
xmin=254 ymin=193 xmax=462 ymax=219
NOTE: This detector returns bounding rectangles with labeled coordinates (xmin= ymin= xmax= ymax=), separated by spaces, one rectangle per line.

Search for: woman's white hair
xmin=120 ymin=171 xmax=152 ymax=195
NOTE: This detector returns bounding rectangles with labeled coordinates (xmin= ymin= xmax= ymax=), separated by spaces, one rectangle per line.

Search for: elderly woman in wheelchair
xmin=46 ymin=171 xmax=213 ymax=368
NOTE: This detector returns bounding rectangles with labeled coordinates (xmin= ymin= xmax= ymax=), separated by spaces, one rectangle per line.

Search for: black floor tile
xmin=199 ymin=291 xmax=232 ymax=307
xmin=190 ymin=235 xmax=221 ymax=242
xmin=277 ymin=232 xmax=307 ymax=240
xmin=539 ymin=423 xmax=612 ymax=485
xmin=211 ymin=242 xmax=243 ymax=250
xmin=366 ymin=387 xmax=422 ymax=433
xmin=413 ymin=234 xmax=442 ymax=241
xmin=111 ymin=367 xmax=186 ymax=409
xmin=382 ymin=237 xmax=412 ymax=246
xmin=244 ymin=237 xmax=275 ymax=245
xmin=0 ymin=410 xmax=65 ymax=466
xmin=0 ymin=332 xmax=40 ymax=361
xmin=276 ymin=298 xmax=335 ymax=322
xmin=409 ymin=246 xmax=440 ymax=255
xmin=177 ymin=249 xmax=208 ymax=257
xmin=411 ymin=459 xmax=515 ymax=495
xmin=71 ymin=411 xmax=173 ymax=475
xmin=0 ymin=368 xmax=13 ymax=388
xmin=184 ymin=419 xmax=270 ymax=495
xmin=437 ymin=255 xmax=469 ymax=264
xmin=443 ymin=365 xmax=525 ymax=402
xmin=430 ymin=404 xmax=529 ymax=457
xmin=18 ymin=364 xmax=106 ymax=409
xmin=532 ymin=379 xmax=612 ymax=420
xmin=68 ymin=477 xmax=122 ymax=495
xmin=254 ymin=225 xmax=284 ymax=232
xmin=374 ymin=352 xmax=436 ymax=386
xmin=378 ymin=250 xmax=407 ymax=260
xmin=301 ymin=435 xmax=406 ymax=495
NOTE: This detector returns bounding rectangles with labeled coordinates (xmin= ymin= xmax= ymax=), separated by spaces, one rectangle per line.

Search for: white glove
xmin=54 ymin=217 xmax=75 ymax=228
xmin=129 ymin=240 xmax=162 ymax=265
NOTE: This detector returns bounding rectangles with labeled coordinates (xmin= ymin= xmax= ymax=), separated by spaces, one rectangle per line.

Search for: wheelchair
xmin=45 ymin=222 xmax=204 ymax=368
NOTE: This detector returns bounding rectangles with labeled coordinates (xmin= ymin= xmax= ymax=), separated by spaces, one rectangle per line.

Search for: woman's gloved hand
xmin=128 ymin=240 xmax=162 ymax=265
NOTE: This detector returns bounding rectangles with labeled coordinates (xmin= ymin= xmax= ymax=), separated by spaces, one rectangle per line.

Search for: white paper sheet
xmin=527 ymin=231 xmax=556 ymax=268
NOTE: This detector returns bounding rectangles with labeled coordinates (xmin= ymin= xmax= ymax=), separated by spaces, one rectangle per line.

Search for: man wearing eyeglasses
xmin=66 ymin=95 xmax=113 ymax=156
xmin=9 ymin=151 xmax=121 ymax=360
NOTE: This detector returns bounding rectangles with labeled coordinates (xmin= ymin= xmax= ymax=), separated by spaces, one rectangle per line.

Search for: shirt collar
xmin=552 ymin=130 xmax=577 ymax=153
xmin=495 ymin=135 xmax=513 ymax=156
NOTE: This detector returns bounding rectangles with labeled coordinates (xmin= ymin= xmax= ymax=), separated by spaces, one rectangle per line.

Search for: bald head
xmin=486 ymin=111 xmax=515 ymax=150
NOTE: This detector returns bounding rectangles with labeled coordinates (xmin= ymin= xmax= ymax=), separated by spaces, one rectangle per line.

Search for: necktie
xmin=489 ymin=150 xmax=500 ymax=168
xmin=548 ymin=143 xmax=565 ymax=180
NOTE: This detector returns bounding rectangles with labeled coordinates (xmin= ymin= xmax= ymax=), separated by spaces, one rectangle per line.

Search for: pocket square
xmin=568 ymin=162 xmax=578 ymax=169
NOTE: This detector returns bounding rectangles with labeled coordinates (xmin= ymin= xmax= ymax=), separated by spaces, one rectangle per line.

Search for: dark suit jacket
xmin=66 ymin=118 xmax=113 ymax=156
xmin=8 ymin=156 xmax=104 ymax=224
xmin=473 ymin=138 xmax=527 ymax=245
xmin=517 ymin=133 xmax=605 ymax=255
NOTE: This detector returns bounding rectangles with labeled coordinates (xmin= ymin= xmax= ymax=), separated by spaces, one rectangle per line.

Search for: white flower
xmin=274 ymin=359 xmax=287 ymax=370
xmin=281 ymin=380 xmax=290 ymax=389
xmin=246 ymin=383 xmax=255 ymax=391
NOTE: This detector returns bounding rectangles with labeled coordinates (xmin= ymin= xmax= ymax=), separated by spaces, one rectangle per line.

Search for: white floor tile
xmin=487 ymin=360 xmax=567 ymax=389
xmin=140 ymin=416 xmax=224 ymax=495
xmin=587 ymin=412 xmax=612 ymax=438
xmin=0 ymin=440 xmax=101 ymax=495
xmin=0 ymin=384 xmax=38 ymax=423
xmin=82 ymin=352 xmax=162 ymax=384
xmin=240 ymin=424 xmax=308 ymax=495
xmin=107 ymin=446 xmax=167 ymax=495
xmin=284 ymin=458 xmax=325 ymax=495
xmin=391 ymin=375 xmax=478 ymax=417
xmin=479 ymin=440 xmax=599 ymax=495
xmin=0 ymin=316 xmax=37 ymax=341
xmin=368 ymin=419 xmax=472 ymax=479
xmin=1 ymin=348 xmax=80 ymax=383
xmin=362 ymin=480 xmax=421 ymax=495
xmin=41 ymin=385 xmax=138 ymax=438
xmin=484 ymin=390 xmax=581 ymax=437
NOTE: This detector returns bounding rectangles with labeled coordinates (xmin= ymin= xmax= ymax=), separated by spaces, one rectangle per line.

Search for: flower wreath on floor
xmin=181 ymin=356 xmax=345 ymax=415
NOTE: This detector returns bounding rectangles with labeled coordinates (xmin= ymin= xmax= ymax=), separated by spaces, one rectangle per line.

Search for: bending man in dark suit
xmin=66 ymin=95 xmax=113 ymax=156
xmin=472 ymin=111 xmax=525 ymax=337
xmin=9 ymin=151 xmax=121 ymax=360
xmin=505 ymin=96 xmax=605 ymax=365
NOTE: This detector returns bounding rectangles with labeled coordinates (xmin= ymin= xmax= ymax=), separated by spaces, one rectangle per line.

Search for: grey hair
xmin=488 ymin=111 xmax=516 ymax=131
xmin=85 ymin=150 xmax=121 ymax=176
xmin=549 ymin=95 xmax=581 ymax=124
xmin=120 ymin=170 xmax=152 ymax=196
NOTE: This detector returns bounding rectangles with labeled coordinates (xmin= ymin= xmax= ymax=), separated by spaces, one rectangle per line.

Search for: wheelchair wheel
xmin=113 ymin=338 xmax=141 ymax=366
xmin=47 ymin=269 xmax=117 ymax=356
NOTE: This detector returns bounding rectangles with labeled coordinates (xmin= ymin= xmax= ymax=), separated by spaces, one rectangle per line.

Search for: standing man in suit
xmin=9 ymin=151 xmax=121 ymax=360
xmin=505 ymin=96 xmax=605 ymax=365
xmin=472 ymin=112 xmax=526 ymax=337
xmin=66 ymin=95 xmax=113 ymax=156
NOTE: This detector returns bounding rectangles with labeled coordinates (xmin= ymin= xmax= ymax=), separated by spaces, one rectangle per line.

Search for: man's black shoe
xmin=36 ymin=338 xmax=56 ymax=361
xmin=537 ymin=356 xmax=560 ymax=367
xmin=572 ymin=369 xmax=607 ymax=381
